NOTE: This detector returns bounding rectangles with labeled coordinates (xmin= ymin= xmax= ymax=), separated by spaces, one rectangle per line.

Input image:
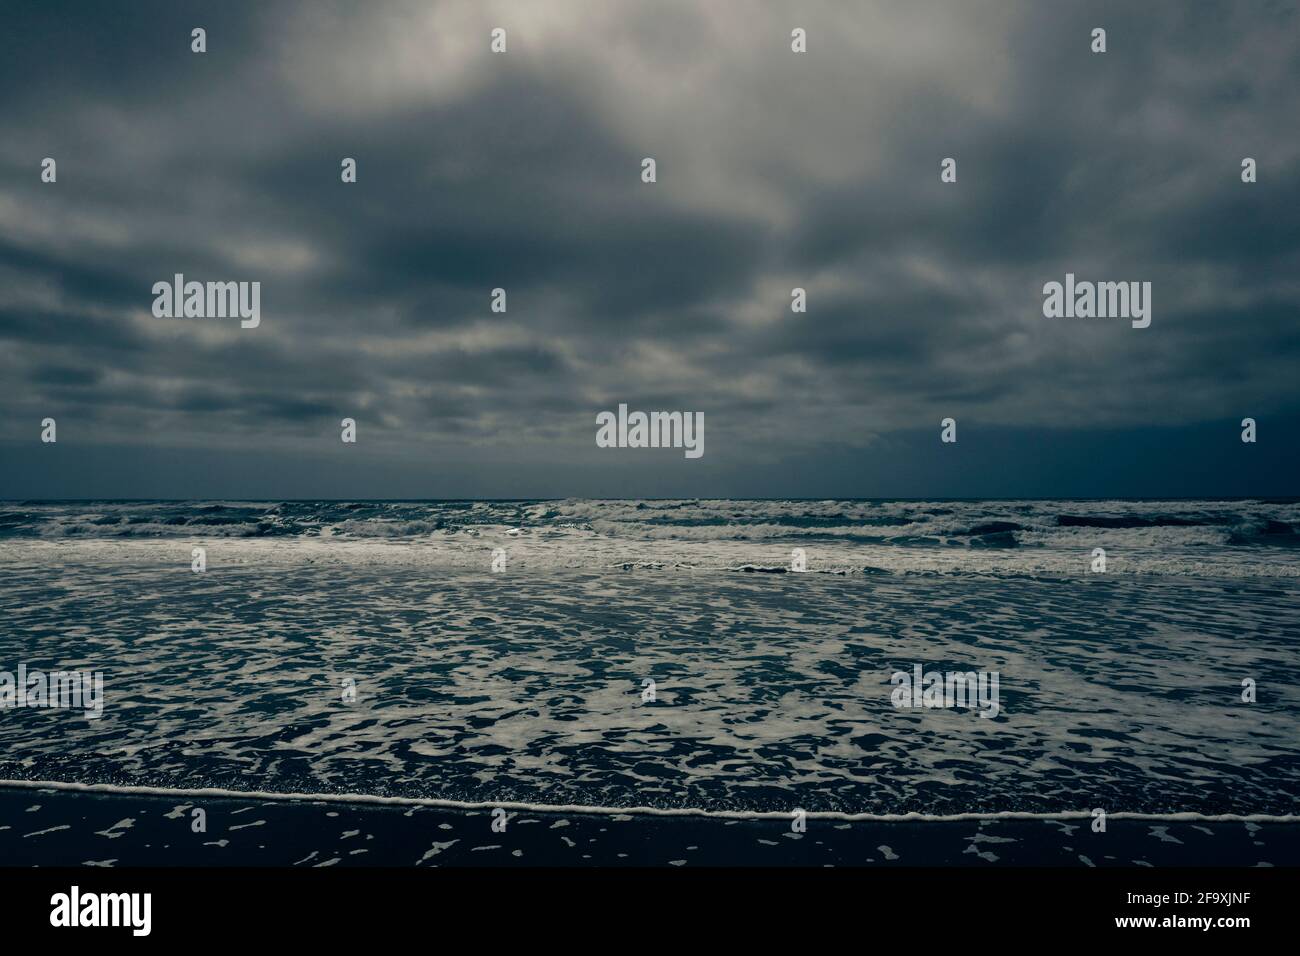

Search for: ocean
xmin=1 ymin=498 xmax=1298 ymax=865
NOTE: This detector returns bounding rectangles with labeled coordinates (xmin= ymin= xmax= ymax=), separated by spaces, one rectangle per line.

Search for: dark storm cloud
xmin=1 ymin=0 xmax=1297 ymax=496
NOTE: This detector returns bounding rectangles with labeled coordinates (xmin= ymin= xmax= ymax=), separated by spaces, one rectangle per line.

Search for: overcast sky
xmin=1 ymin=0 xmax=1297 ymax=499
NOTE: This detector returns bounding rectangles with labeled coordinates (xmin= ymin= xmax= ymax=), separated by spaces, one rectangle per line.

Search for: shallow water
xmin=2 ymin=500 xmax=1297 ymax=818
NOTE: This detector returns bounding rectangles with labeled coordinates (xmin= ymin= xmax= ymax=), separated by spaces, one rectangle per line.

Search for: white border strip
xmin=2 ymin=779 xmax=1297 ymax=823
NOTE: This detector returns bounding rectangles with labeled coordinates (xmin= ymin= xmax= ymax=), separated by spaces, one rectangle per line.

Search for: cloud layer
xmin=1 ymin=0 xmax=1297 ymax=496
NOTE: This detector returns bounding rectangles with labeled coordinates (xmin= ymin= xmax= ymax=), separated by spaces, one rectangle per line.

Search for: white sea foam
xmin=2 ymin=499 xmax=1298 ymax=819
xmin=2 ymin=531 xmax=1297 ymax=579
xmin=2 ymin=779 xmax=1296 ymax=823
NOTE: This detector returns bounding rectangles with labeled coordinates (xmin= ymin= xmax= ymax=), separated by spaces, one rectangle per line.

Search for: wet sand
xmin=3 ymin=787 xmax=1295 ymax=867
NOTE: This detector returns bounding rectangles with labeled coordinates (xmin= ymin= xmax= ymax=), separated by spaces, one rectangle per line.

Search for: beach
xmin=1 ymin=499 xmax=1297 ymax=866
xmin=4 ymin=786 xmax=1296 ymax=867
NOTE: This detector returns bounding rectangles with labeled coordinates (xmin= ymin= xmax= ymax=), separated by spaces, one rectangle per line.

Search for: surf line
xmin=1 ymin=779 xmax=1297 ymax=823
